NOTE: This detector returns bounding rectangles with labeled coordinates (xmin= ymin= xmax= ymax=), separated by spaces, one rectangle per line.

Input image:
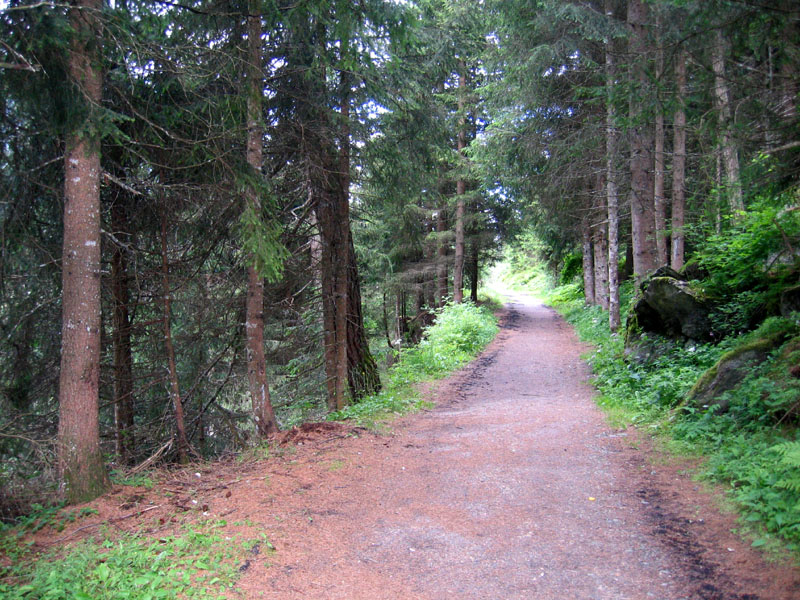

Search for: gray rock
xmin=626 ymin=269 xmax=713 ymax=346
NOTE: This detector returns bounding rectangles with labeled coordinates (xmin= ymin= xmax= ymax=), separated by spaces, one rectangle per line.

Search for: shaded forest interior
xmin=2 ymin=0 xmax=800 ymax=513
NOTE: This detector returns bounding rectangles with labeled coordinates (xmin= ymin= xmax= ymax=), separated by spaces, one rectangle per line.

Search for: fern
xmin=774 ymin=441 xmax=800 ymax=494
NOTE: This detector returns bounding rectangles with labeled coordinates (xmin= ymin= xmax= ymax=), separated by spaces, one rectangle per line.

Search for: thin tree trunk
xmin=111 ymin=199 xmax=135 ymax=464
xmin=245 ymin=4 xmax=278 ymax=437
xmin=671 ymin=48 xmax=687 ymax=270
xmin=160 ymin=211 xmax=189 ymax=464
xmin=452 ymin=64 xmax=467 ymax=304
xmin=582 ymin=223 xmax=595 ymax=305
xmin=712 ymin=29 xmax=744 ymax=214
xmin=605 ymin=2 xmax=621 ymax=332
xmin=628 ymin=0 xmax=658 ymax=284
xmin=436 ymin=204 xmax=448 ymax=306
xmin=58 ymin=0 xmax=110 ymax=504
xmin=468 ymin=240 xmax=479 ymax=303
xmin=654 ymin=10 xmax=668 ymax=266
xmin=593 ymin=216 xmax=610 ymax=311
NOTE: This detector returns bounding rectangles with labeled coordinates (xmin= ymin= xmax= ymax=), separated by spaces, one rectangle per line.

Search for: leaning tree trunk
xmin=245 ymin=3 xmax=278 ymax=437
xmin=671 ymin=48 xmax=688 ymax=270
xmin=712 ymin=29 xmax=744 ymax=214
xmin=628 ymin=0 xmax=658 ymax=284
xmin=110 ymin=198 xmax=135 ymax=465
xmin=57 ymin=0 xmax=110 ymax=504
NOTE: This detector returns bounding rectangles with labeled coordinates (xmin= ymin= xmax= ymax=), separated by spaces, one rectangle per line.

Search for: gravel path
xmin=232 ymin=295 xmax=800 ymax=599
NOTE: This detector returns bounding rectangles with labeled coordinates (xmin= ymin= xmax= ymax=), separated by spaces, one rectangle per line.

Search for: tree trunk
xmin=468 ymin=239 xmax=479 ymax=304
xmin=605 ymin=3 xmax=621 ymax=332
xmin=346 ymin=236 xmax=381 ymax=399
xmin=160 ymin=211 xmax=190 ymax=464
xmin=653 ymin=11 xmax=668 ymax=266
xmin=110 ymin=199 xmax=135 ymax=465
xmin=628 ymin=0 xmax=658 ymax=284
xmin=436 ymin=204 xmax=448 ymax=306
xmin=712 ymin=29 xmax=744 ymax=214
xmin=245 ymin=4 xmax=278 ymax=437
xmin=57 ymin=0 xmax=110 ymax=504
xmin=452 ymin=64 xmax=467 ymax=304
xmin=671 ymin=48 xmax=687 ymax=271
xmin=582 ymin=223 xmax=595 ymax=305
xmin=593 ymin=216 xmax=610 ymax=310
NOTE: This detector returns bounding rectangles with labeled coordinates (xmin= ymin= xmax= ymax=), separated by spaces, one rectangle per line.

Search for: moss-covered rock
xmin=686 ymin=325 xmax=798 ymax=413
xmin=625 ymin=268 xmax=713 ymax=358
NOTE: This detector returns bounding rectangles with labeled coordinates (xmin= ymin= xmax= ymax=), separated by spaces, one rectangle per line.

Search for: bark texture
xmin=452 ymin=65 xmax=467 ymax=304
xmin=245 ymin=6 xmax=278 ymax=437
xmin=582 ymin=224 xmax=595 ymax=305
xmin=628 ymin=0 xmax=658 ymax=284
xmin=671 ymin=49 xmax=687 ymax=271
xmin=712 ymin=29 xmax=744 ymax=214
xmin=653 ymin=12 xmax=668 ymax=266
xmin=57 ymin=0 xmax=110 ymax=503
xmin=605 ymin=5 xmax=621 ymax=332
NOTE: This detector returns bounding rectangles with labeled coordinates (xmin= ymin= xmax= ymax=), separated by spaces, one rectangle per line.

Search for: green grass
xmin=330 ymin=301 xmax=499 ymax=426
xmin=0 ymin=518 xmax=254 ymax=599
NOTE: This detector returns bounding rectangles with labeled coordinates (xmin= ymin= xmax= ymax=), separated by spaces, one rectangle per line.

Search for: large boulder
xmin=626 ymin=267 xmax=714 ymax=345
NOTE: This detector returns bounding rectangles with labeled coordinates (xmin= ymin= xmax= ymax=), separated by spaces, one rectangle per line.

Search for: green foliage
xmin=109 ymin=470 xmax=155 ymax=489
xmin=238 ymin=202 xmax=289 ymax=284
xmin=694 ymin=194 xmax=800 ymax=334
xmin=0 ymin=519 xmax=248 ymax=599
xmin=539 ymin=272 xmax=800 ymax=550
xmin=330 ymin=301 xmax=498 ymax=426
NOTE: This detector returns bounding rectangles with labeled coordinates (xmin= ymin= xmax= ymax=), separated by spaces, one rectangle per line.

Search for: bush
xmin=331 ymin=302 xmax=498 ymax=425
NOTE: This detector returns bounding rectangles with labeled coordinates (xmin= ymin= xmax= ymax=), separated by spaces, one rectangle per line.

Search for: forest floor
xmin=21 ymin=295 xmax=800 ymax=598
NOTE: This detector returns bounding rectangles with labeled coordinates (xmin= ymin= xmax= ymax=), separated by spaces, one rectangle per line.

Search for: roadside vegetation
xmin=331 ymin=300 xmax=499 ymax=426
xmin=0 ymin=299 xmax=498 ymax=598
xmin=500 ymin=196 xmax=800 ymax=554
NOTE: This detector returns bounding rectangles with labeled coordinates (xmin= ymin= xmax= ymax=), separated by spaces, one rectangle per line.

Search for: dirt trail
xmin=232 ymin=295 xmax=800 ymax=599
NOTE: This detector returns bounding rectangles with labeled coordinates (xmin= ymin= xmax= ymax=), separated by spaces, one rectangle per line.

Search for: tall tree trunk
xmin=671 ymin=48 xmax=687 ymax=270
xmin=605 ymin=3 xmax=621 ymax=332
xmin=110 ymin=198 xmax=135 ymax=465
xmin=160 ymin=210 xmax=189 ymax=464
xmin=339 ymin=67 xmax=380 ymax=402
xmin=628 ymin=0 xmax=658 ymax=284
xmin=582 ymin=222 xmax=595 ymax=305
xmin=245 ymin=4 xmax=278 ymax=437
xmin=452 ymin=63 xmax=467 ymax=304
xmin=436 ymin=203 xmax=448 ymax=306
xmin=653 ymin=10 xmax=668 ymax=266
xmin=58 ymin=0 xmax=110 ymax=504
xmin=712 ymin=29 xmax=744 ymax=214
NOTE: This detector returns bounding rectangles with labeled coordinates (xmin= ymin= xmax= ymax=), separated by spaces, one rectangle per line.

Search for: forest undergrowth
xmin=0 ymin=300 xmax=499 ymax=599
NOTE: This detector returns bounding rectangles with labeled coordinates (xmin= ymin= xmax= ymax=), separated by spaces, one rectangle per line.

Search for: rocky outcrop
xmin=626 ymin=267 xmax=714 ymax=346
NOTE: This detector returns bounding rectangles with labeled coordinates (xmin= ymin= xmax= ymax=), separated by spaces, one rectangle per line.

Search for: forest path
xmin=233 ymin=295 xmax=799 ymax=599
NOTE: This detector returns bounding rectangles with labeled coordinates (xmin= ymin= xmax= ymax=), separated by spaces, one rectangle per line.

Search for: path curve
xmin=233 ymin=295 xmax=799 ymax=599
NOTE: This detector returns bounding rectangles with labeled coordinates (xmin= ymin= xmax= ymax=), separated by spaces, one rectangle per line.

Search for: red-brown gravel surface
xmin=225 ymin=295 xmax=800 ymax=599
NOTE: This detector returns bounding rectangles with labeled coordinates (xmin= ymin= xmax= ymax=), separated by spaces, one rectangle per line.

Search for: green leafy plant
xmin=0 ymin=519 xmax=251 ymax=599
xmin=331 ymin=301 xmax=498 ymax=426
